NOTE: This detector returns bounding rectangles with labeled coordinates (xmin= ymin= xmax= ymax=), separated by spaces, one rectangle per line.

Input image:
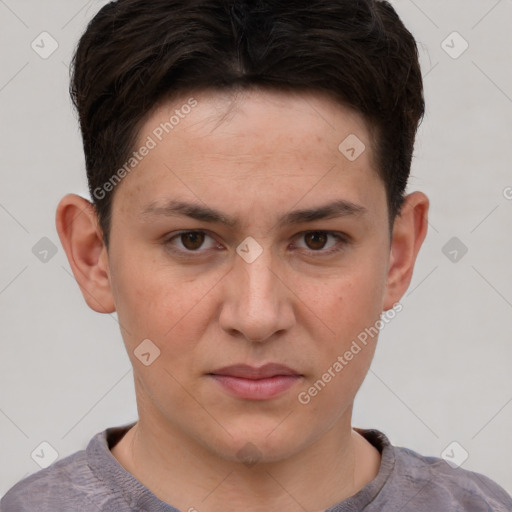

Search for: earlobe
xmin=55 ymin=194 xmax=116 ymax=314
xmin=383 ymin=191 xmax=429 ymax=311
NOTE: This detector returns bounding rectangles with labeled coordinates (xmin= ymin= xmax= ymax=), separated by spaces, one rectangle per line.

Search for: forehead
xmin=112 ymin=88 xmax=385 ymax=224
xmin=146 ymin=87 xmax=372 ymax=154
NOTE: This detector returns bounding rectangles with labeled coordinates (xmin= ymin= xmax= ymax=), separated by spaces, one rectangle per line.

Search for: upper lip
xmin=209 ymin=363 xmax=301 ymax=379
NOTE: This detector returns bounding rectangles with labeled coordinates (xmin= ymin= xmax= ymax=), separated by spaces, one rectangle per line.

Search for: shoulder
xmin=391 ymin=444 xmax=512 ymax=511
xmin=1 ymin=425 xmax=140 ymax=512
xmin=0 ymin=431 xmax=127 ymax=512
xmin=1 ymin=449 xmax=96 ymax=512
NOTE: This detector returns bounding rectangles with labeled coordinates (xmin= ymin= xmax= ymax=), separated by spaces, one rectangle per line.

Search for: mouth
xmin=207 ymin=363 xmax=303 ymax=400
xmin=209 ymin=363 xmax=301 ymax=379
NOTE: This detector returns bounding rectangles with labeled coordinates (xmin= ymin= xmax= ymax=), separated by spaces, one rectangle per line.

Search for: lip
xmin=208 ymin=364 xmax=303 ymax=400
xmin=210 ymin=363 xmax=301 ymax=379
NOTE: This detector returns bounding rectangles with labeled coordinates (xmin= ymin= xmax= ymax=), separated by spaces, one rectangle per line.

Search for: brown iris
xmin=180 ymin=232 xmax=206 ymax=250
xmin=304 ymin=232 xmax=328 ymax=251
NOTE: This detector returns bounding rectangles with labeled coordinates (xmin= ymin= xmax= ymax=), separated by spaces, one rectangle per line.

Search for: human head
xmin=56 ymin=0 xmax=429 ymax=481
xmin=69 ymin=0 xmax=424 ymax=247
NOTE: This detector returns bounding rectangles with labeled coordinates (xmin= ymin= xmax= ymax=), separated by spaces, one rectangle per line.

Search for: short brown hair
xmin=70 ymin=0 xmax=424 ymax=246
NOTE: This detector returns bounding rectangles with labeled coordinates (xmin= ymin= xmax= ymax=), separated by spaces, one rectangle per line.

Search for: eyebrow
xmin=140 ymin=199 xmax=367 ymax=228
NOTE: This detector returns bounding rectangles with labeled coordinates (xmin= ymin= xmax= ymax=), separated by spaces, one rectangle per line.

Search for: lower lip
xmin=209 ymin=374 xmax=302 ymax=400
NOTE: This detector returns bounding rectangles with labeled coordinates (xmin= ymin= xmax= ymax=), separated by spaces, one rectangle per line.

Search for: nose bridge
xmin=236 ymin=238 xmax=279 ymax=308
xmin=221 ymin=237 xmax=293 ymax=341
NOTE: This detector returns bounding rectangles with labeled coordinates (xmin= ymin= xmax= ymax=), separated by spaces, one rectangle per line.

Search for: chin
xmin=211 ymin=424 xmax=306 ymax=465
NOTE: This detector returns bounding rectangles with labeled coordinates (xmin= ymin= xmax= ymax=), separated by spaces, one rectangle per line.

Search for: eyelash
xmin=162 ymin=230 xmax=350 ymax=257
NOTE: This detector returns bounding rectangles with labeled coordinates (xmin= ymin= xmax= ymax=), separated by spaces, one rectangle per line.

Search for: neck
xmin=111 ymin=411 xmax=381 ymax=512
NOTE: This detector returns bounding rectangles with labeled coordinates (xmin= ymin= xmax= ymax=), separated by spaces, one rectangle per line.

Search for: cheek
xmin=110 ymin=254 xmax=218 ymax=352
xmin=295 ymin=255 xmax=387 ymax=393
xmin=296 ymin=274 xmax=382 ymax=418
xmin=305 ymin=262 xmax=386 ymax=342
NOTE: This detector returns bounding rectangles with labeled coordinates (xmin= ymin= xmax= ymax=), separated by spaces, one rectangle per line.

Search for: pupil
xmin=306 ymin=232 xmax=327 ymax=250
xmin=183 ymin=232 xmax=204 ymax=250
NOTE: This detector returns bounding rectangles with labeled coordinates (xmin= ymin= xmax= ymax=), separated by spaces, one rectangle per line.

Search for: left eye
xmin=293 ymin=231 xmax=346 ymax=253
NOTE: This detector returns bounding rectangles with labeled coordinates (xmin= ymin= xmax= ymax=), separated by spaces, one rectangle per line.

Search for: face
xmin=100 ymin=89 xmax=402 ymax=462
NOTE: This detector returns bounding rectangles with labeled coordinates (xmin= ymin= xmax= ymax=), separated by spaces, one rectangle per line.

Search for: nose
xmin=218 ymin=243 xmax=295 ymax=343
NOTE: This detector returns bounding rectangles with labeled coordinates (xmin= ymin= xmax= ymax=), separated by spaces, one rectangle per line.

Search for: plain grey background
xmin=1 ymin=0 xmax=511 ymax=498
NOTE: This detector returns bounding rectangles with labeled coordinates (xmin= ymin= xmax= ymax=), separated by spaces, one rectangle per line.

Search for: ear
xmin=55 ymin=194 xmax=115 ymax=313
xmin=383 ymin=191 xmax=429 ymax=310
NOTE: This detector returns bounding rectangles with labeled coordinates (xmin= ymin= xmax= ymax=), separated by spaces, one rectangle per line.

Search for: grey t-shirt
xmin=2 ymin=422 xmax=511 ymax=511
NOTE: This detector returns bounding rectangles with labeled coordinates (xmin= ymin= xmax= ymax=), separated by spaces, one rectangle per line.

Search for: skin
xmin=56 ymin=88 xmax=429 ymax=512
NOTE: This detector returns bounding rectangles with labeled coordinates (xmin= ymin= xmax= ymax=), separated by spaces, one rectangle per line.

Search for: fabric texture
xmin=2 ymin=422 xmax=511 ymax=511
